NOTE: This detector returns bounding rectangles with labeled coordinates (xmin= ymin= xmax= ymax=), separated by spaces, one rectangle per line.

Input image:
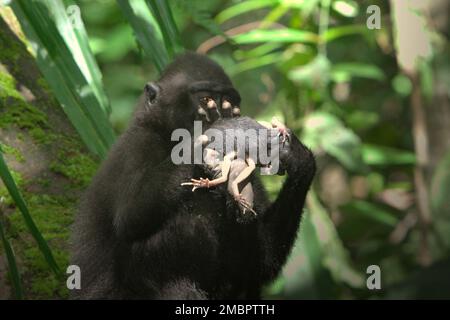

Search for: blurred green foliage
xmin=72 ymin=0 xmax=449 ymax=299
xmin=71 ymin=0 xmax=450 ymax=298
xmin=2 ymin=0 xmax=449 ymax=299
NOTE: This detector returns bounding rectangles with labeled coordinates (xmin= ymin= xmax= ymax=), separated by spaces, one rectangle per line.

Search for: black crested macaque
xmin=70 ymin=52 xmax=316 ymax=299
xmin=182 ymin=116 xmax=290 ymax=216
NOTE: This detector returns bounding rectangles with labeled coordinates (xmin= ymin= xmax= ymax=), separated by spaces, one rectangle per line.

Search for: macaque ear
xmin=145 ymin=82 xmax=160 ymax=104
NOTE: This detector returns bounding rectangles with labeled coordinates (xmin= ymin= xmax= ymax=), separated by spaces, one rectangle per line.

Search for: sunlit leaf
xmin=229 ymin=52 xmax=282 ymax=75
xmin=234 ymin=42 xmax=282 ymax=60
xmin=11 ymin=0 xmax=116 ymax=158
xmin=117 ymin=0 xmax=169 ymax=72
xmin=322 ymin=25 xmax=368 ymax=43
xmin=332 ymin=0 xmax=359 ymax=18
xmin=62 ymin=0 xmax=111 ymax=115
xmin=216 ymin=0 xmax=279 ymax=24
xmin=362 ymin=144 xmax=416 ymax=166
xmin=232 ymin=29 xmax=318 ymax=45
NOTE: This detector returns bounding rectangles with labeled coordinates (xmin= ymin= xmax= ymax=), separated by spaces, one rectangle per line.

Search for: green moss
xmin=50 ymin=147 xmax=98 ymax=189
xmin=0 ymin=69 xmax=53 ymax=146
xmin=8 ymin=193 xmax=74 ymax=299
xmin=0 ymin=70 xmax=22 ymax=100
xmin=0 ymin=168 xmax=24 ymax=206
xmin=0 ymin=143 xmax=25 ymax=163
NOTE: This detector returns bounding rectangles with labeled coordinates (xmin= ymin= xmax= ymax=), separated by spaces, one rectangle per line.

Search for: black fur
xmin=70 ymin=52 xmax=316 ymax=299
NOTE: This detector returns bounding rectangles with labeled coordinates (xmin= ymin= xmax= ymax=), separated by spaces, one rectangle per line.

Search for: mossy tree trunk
xmin=0 ymin=9 xmax=97 ymax=299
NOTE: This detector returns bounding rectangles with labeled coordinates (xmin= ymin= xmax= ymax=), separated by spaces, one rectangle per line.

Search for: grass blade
xmin=216 ymin=0 xmax=279 ymax=24
xmin=62 ymin=0 xmax=112 ymax=115
xmin=11 ymin=0 xmax=115 ymax=158
xmin=0 ymin=217 xmax=23 ymax=299
xmin=0 ymin=147 xmax=60 ymax=276
xmin=146 ymin=0 xmax=182 ymax=58
xmin=117 ymin=0 xmax=169 ymax=73
xmin=322 ymin=24 xmax=368 ymax=43
xmin=232 ymin=29 xmax=318 ymax=44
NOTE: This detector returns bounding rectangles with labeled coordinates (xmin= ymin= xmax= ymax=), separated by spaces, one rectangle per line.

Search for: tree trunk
xmin=0 ymin=8 xmax=97 ymax=299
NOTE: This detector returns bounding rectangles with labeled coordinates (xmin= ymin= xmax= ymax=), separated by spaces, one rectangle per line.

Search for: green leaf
xmin=216 ymin=0 xmax=279 ymax=24
xmin=322 ymin=24 xmax=368 ymax=43
xmin=341 ymin=200 xmax=399 ymax=227
xmin=308 ymin=192 xmax=365 ymax=288
xmin=12 ymin=0 xmax=116 ymax=158
xmin=430 ymin=150 xmax=450 ymax=215
xmin=392 ymin=74 xmax=412 ymax=96
xmin=332 ymin=0 xmax=359 ymax=18
xmin=117 ymin=0 xmax=169 ymax=72
xmin=232 ymin=29 xmax=318 ymax=45
xmin=0 ymin=217 xmax=23 ymax=299
xmin=331 ymin=63 xmax=385 ymax=82
xmin=322 ymin=126 xmax=365 ymax=172
xmin=362 ymin=144 xmax=416 ymax=166
xmin=0 ymin=147 xmax=60 ymax=276
xmin=234 ymin=42 xmax=282 ymax=60
xmin=146 ymin=0 xmax=182 ymax=58
xmin=229 ymin=52 xmax=282 ymax=75
xmin=280 ymin=211 xmax=329 ymax=298
xmin=175 ymin=0 xmax=229 ymax=41
xmin=288 ymin=54 xmax=331 ymax=87
xmin=418 ymin=58 xmax=433 ymax=102
xmin=303 ymin=112 xmax=366 ymax=172
xmin=62 ymin=0 xmax=112 ymax=115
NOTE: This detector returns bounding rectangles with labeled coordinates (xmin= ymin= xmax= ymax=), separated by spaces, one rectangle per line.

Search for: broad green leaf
xmin=216 ymin=0 xmax=279 ymax=24
xmin=11 ymin=0 xmax=116 ymax=158
xmin=288 ymin=54 xmax=330 ymax=87
xmin=362 ymin=144 xmax=416 ymax=166
xmin=232 ymin=29 xmax=318 ymax=45
xmin=308 ymin=192 xmax=365 ymax=288
xmin=331 ymin=63 xmax=385 ymax=82
xmin=0 ymin=217 xmax=23 ymax=299
xmin=146 ymin=0 xmax=182 ymax=58
xmin=303 ymin=112 xmax=365 ymax=172
xmin=117 ymin=0 xmax=169 ymax=73
xmin=340 ymin=200 xmax=399 ymax=227
xmin=322 ymin=127 xmax=365 ymax=172
xmin=0 ymin=147 xmax=60 ymax=276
